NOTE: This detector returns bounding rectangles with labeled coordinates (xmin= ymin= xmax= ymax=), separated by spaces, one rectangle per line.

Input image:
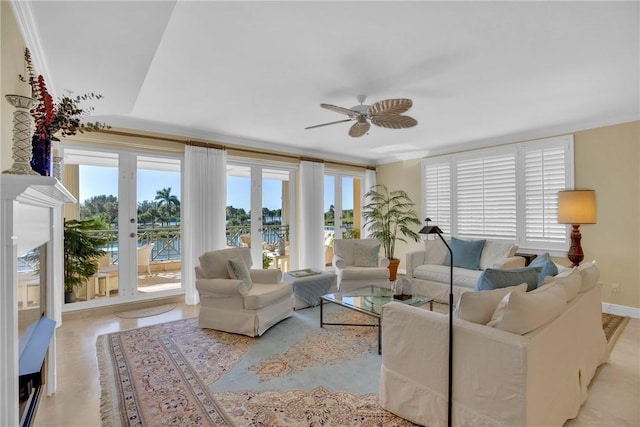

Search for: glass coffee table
xmin=320 ymin=285 xmax=433 ymax=354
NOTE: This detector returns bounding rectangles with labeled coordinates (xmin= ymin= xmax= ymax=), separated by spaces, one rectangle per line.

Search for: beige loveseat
xmin=195 ymin=247 xmax=293 ymax=337
xmin=406 ymin=238 xmax=525 ymax=303
xmin=380 ymin=261 xmax=608 ymax=427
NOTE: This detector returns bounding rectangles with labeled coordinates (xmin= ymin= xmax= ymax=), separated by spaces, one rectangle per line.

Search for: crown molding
xmin=10 ymin=0 xmax=58 ymax=97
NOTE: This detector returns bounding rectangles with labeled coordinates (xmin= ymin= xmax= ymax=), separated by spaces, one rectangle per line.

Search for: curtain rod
xmin=98 ymin=129 xmax=376 ymax=170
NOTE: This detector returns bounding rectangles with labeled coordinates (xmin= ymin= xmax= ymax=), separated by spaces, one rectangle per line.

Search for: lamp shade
xmin=557 ymin=190 xmax=596 ymax=224
xmin=419 ymin=225 xmax=444 ymax=235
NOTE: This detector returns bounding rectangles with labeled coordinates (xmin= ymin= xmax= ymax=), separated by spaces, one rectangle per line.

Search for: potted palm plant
xmin=362 ymin=184 xmax=421 ymax=280
xmin=63 ymin=219 xmax=107 ymax=303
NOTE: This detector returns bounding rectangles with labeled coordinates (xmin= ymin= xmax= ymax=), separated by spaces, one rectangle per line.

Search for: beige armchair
xmin=137 ymin=244 xmax=154 ymax=275
xmin=332 ymin=238 xmax=391 ymax=292
xmin=195 ymin=247 xmax=294 ymax=337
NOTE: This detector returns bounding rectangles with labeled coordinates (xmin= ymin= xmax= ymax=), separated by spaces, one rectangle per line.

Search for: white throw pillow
xmin=479 ymin=241 xmax=518 ymax=270
xmin=227 ymin=257 xmax=253 ymax=295
xmin=488 ymin=283 xmax=567 ymax=334
xmin=540 ymin=267 xmax=581 ymax=301
xmin=455 ymin=283 xmax=527 ymax=325
xmin=423 ymin=238 xmax=448 ymax=265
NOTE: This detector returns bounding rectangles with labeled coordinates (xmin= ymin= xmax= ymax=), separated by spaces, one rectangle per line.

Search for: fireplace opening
xmin=18 ymin=245 xmax=54 ymax=427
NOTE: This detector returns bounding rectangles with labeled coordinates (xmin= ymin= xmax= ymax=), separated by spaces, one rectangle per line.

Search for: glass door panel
xmin=226 ymin=165 xmax=252 ymax=250
xmin=262 ymin=168 xmax=290 ymax=272
xmin=65 ymin=148 xmax=120 ymax=302
xmin=136 ymin=155 xmax=182 ymax=295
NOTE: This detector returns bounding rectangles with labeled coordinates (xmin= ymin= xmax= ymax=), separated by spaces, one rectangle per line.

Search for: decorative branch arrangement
xmin=21 ymin=48 xmax=110 ymax=142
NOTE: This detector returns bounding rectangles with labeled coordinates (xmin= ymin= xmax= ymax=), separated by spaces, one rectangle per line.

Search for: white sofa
xmin=195 ymin=247 xmax=293 ymax=337
xmin=406 ymin=238 xmax=525 ymax=303
xmin=380 ymin=261 xmax=609 ymax=427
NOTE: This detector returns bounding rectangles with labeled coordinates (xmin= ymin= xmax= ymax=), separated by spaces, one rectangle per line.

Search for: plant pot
xmin=64 ymin=291 xmax=76 ymax=303
xmin=387 ymin=258 xmax=400 ymax=281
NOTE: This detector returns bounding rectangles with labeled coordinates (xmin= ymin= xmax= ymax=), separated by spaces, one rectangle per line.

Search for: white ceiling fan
xmin=305 ymin=95 xmax=418 ymax=137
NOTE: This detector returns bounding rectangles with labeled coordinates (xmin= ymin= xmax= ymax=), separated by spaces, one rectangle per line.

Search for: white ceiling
xmin=14 ymin=1 xmax=640 ymax=165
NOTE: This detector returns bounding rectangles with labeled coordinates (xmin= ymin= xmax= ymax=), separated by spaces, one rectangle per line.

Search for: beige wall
xmin=378 ymin=121 xmax=640 ymax=309
xmin=1 ymin=2 xmax=28 ymax=171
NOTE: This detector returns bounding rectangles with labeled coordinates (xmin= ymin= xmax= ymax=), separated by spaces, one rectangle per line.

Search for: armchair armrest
xmin=494 ymin=256 xmax=526 ymax=269
xmin=405 ymin=249 xmax=426 ymax=277
xmin=332 ymin=254 xmax=346 ymax=269
xmin=196 ymin=278 xmax=247 ymax=296
xmin=378 ymin=257 xmax=390 ymax=268
xmin=249 ymin=269 xmax=282 ymax=284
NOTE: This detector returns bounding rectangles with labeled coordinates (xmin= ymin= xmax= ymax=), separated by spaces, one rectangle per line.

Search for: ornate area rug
xmin=98 ymin=306 xmax=627 ymax=427
xmin=602 ymin=312 xmax=629 ymax=350
xmin=98 ymin=306 xmax=415 ymax=426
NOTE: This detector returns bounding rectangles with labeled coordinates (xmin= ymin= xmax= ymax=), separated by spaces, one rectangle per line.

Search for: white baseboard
xmin=602 ymin=302 xmax=640 ymax=319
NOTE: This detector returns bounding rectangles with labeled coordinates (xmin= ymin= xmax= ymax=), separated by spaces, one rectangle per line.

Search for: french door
xmin=226 ymin=161 xmax=295 ymax=270
xmin=62 ymin=145 xmax=182 ymax=306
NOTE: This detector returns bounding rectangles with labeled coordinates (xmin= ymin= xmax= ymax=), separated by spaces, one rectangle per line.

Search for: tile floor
xmin=33 ymin=304 xmax=639 ymax=426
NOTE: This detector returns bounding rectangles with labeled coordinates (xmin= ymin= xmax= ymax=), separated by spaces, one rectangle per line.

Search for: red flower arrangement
xmin=21 ymin=48 xmax=109 ymax=142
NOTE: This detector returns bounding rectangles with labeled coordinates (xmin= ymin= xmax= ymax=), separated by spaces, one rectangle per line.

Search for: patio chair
xmin=137 ymin=244 xmax=154 ymax=275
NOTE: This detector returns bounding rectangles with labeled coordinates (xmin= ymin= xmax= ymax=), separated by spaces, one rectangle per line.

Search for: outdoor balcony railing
xmin=88 ymin=224 xmax=290 ymax=263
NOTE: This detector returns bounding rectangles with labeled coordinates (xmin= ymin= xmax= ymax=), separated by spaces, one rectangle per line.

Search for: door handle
xmin=130 ymin=233 xmax=136 ymax=238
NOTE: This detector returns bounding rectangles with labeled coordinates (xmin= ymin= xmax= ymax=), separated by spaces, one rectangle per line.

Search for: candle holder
xmin=3 ymin=94 xmax=39 ymax=175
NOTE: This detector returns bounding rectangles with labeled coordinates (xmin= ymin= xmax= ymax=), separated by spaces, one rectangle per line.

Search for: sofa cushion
xmin=455 ymin=283 xmax=527 ymax=324
xmin=476 ymin=267 xmax=542 ymax=292
xmin=529 ymin=252 xmax=559 ymax=284
xmin=540 ymin=267 xmax=581 ymax=301
xmin=413 ymin=264 xmax=483 ymax=289
xmin=488 ymin=282 xmax=567 ymax=334
xmin=479 ymin=241 xmax=518 ymax=270
xmin=244 ymin=282 xmax=292 ymax=310
xmin=227 ymin=257 xmax=253 ymax=294
xmin=354 ymin=243 xmax=380 ymax=267
xmin=423 ymin=239 xmax=449 ymax=264
xmin=577 ymin=260 xmax=599 ymax=293
xmin=199 ymin=247 xmax=253 ymax=279
xmin=444 ymin=237 xmax=486 ymax=270
xmin=339 ymin=266 xmax=390 ymax=280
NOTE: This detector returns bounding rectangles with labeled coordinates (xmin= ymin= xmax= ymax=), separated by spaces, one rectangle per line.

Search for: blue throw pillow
xmin=528 ymin=252 xmax=559 ymax=285
xmin=476 ymin=267 xmax=543 ymax=292
xmin=444 ymin=237 xmax=486 ymax=270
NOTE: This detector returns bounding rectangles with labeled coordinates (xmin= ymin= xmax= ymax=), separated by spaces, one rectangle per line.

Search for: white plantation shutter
xmin=421 ymin=135 xmax=573 ymax=251
xmin=423 ymin=160 xmax=451 ymax=234
xmin=456 ymin=152 xmax=516 ymax=240
xmin=523 ymin=141 xmax=572 ymax=248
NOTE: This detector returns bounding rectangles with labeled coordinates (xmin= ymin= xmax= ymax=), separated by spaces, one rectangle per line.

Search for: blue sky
xmin=79 ymin=166 xmax=353 ymax=211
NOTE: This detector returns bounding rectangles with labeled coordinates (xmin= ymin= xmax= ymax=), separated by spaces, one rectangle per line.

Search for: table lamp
xmin=419 ymin=224 xmax=453 ymax=427
xmin=557 ymin=190 xmax=596 ymax=267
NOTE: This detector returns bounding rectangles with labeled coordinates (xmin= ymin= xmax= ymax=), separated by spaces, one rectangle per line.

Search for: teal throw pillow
xmin=227 ymin=256 xmax=253 ymax=294
xmin=444 ymin=237 xmax=486 ymax=270
xmin=354 ymin=243 xmax=380 ymax=267
xmin=476 ymin=267 xmax=543 ymax=292
xmin=528 ymin=252 xmax=559 ymax=285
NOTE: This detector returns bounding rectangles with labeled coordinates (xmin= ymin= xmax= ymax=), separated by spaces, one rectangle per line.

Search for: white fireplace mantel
xmin=1 ymin=175 xmax=75 ymax=427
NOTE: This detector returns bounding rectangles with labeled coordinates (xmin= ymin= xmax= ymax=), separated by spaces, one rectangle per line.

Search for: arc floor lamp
xmin=419 ymin=222 xmax=453 ymax=427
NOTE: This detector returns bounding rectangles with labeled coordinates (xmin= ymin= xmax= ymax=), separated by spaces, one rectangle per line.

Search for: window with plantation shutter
xmin=421 ymin=135 xmax=573 ymax=251
xmin=522 ymin=141 xmax=571 ymax=249
xmin=423 ymin=160 xmax=451 ymax=234
xmin=456 ymin=152 xmax=516 ymax=240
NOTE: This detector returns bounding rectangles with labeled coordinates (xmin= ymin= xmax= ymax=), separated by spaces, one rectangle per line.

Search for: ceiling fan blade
xmin=348 ymin=120 xmax=371 ymax=137
xmin=305 ymin=118 xmax=353 ymax=130
xmin=371 ymin=115 xmax=418 ymax=129
xmin=320 ymin=103 xmax=361 ymax=117
xmin=368 ymin=98 xmax=413 ymax=116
